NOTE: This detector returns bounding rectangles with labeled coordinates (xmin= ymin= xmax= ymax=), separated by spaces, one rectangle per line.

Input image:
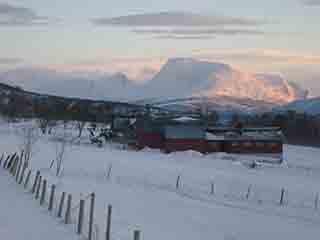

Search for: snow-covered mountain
xmin=142 ymin=58 xmax=307 ymax=103
xmin=276 ymin=97 xmax=320 ymax=115
xmin=0 ymin=58 xmax=308 ymax=111
xmin=0 ymin=68 xmax=139 ymax=101
xmin=136 ymin=96 xmax=277 ymax=113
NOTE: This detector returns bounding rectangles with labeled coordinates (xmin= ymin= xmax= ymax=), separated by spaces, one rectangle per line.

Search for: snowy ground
xmin=0 ymin=167 xmax=77 ymax=240
xmin=1 ymin=122 xmax=320 ymax=240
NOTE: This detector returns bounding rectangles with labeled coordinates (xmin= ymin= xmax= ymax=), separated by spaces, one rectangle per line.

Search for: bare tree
xmin=37 ymin=118 xmax=57 ymax=135
xmin=19 ymin=125 xmax=40 ymax=167
xmin=74 ymin=121 xmax=86 ymax=138
xmin=52 ymin=126 xmax=70 ymax=177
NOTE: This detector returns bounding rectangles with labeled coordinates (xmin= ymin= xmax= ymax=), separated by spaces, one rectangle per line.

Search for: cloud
xmin=92 ymin=12 xmax=267 ymax=40
xmin=133 ymin=28 xmax=264 ymax=39
xmin=0 ymin=3 xmax=51 ymax=26
xmin=192 ymin=49 xmax=320 ymax=65
xmin=0 ymin=57 xmax=23 ymax=65
xmin=133 ymin=28 xmax=264 ymax=35
xmin=92 ymin=11 xmax=265 ymax=27
xmin=155 ymin=35 xmax=215 ymax=40
xmin=46 ymin=57 xmax=166 ymax=82
xmin=46 ymin=49 xmax=320 ymax=82
xmin=301 ymin=0 xmax=320 ymax=6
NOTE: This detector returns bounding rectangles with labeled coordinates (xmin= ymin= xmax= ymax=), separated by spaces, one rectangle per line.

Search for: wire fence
xmin=1 ymin=149 xmax=320 ymax=240
xmin=0 ymin=151 xmax=142 ymax=240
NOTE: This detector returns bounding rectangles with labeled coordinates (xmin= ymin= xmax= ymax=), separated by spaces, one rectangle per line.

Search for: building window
xmin=256 ymin=142 xmax=265 ymax=147
xmin=243 ymin=142 xmax=253 ymax=147
xmin=231 ymin=142 xmax=239 ymax=147
xmin=270 ymin=142 xmax=278 ymax=148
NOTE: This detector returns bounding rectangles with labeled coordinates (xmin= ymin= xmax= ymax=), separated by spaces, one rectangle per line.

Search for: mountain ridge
xmin=275 ymin=97 xmax=320 ymax=115
xmin=0 ymin=58 xmax=308 ymax=110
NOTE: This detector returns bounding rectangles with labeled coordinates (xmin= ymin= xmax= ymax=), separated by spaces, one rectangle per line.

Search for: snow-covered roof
xmin=173 ymin=116 xmax=198 ymax=122
xmin=206 ymin=132 xmax=225 ymax=140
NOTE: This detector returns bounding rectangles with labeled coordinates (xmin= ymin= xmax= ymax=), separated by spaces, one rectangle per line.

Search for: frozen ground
xmin=1 ymin=122 xmax=320 ymax=240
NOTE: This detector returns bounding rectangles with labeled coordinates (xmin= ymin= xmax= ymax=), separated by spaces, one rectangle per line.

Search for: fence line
xmin=3 ymin=149 xmax=319 ymax=240
xmin=1 ymin=151 xmax=142 ymax=240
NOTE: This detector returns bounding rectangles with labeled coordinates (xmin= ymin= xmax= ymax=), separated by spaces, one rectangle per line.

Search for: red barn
xmin=164 ymin=125 xmax=206 ymax=153
xmin=134 ymin=117 xmax=283 ymax=163
xmin=135 ymin=118 xmax=165 ymax=149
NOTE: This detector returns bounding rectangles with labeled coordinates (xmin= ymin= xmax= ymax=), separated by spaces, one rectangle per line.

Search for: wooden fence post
xmin=315 ymin=193 xmax=319 ymax=210
xmin=10 ymin=155 xmax=18 ymax=175
xmin=19 ymin=150 xmax=24 ymax=164
xmin=210 ymin=182 xmax=215 ymax=195
xmin=176 ymin=175 xmax=180 ymax=190
xmin=88 ymin=193 xmax=95 ymax=240
xmin=107 ymin=164 xmax=112 ymax=180
xmin=49 ymin=159 xmax=55 ymax=170
xmin=24 ymin=170 xmax=32 ymax=189
xmin=58 ymin=192 xmax=66 ymax=218
xmin=14 ymin=156 xmax=20 ymax=177
xmin=134 ymin=230 xmax=141 ymax=240
xmin=11 ymin=155 xmax=18 ymax=175
xmin=48 ymin=184 xmax=56 ymax=211
xmin=77 ymin=199 xmax=85 ymax=235
xmin=0 ymin=153 xmax=3 ymax=167
xmin=7 ymin=155 xmax=12 ymax=172
xmin=7 ymin=154 xmax=14 ymax=170
xmin=32 ymin=170 xmax=40 ymax=193
xmin=16 ymin=157 xmax=23 ymax=182
xmin=35 ymin=175 xmax=42 ymax=199
xmin=18 ymin=162 xmax=27 ymax=185
xmin=246 ymin=184 xmax=252 ymax=200
xmin=16 ymin=151 xmax=24 ymax=180
xmin=7 ymin=153 xmax=15 ymax=172
xmin=40 ymin=179 xmax=47 ymax=206
xmin=280 ymin=188 xmax=285 ymax=205
xmin=3 ymin=155 xmax=10 ymax=169
xmin=65 ymin=194 xmax=72 ymax=224
xmin=105 ymin=205 xmax=112 ymax=240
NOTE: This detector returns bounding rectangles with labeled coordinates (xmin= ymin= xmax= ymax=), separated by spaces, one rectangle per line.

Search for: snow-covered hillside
xmin=0 ymin=58 xmax=307 ymax=106
xmin=144 ymin=58 xmax=307 ymax=103
xmin=0 ymin=68 xmax=139 ymax=101
xmin=277 ymin=97 xmax=320 ymax=115
xmin=1 ymin=122 xmax=320 ymax=240
xmin=139 ymin=95 xmax=277 ymax=113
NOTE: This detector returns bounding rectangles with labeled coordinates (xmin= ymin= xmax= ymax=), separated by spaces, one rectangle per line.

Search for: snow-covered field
xmin=0 ymin=170 xmax=77 ymax=240
xmin=1 ymin=121 xmax=320 ymax=240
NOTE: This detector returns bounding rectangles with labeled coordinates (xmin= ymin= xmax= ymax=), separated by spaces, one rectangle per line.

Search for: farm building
xmin=134 ymin=116 xmax=204 ymax=151
xmin=206 ymin=127 xmax=284 ymax=156
xmin=134 ymin=116 xmax=284 ymax=161
xmin=164 ymin=124 xmax=206 ymax=153
xmin=134 ymin=117 xmax=165 ymax=149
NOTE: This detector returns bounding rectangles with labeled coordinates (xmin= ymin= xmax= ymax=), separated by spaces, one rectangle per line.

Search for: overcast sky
xmin=1 ymin=0 xmax=320 ymax=95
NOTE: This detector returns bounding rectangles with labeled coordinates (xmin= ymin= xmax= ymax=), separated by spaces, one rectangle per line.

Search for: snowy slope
xmin=144 ymin=58 xmax=307 ymax=103
xmin=277 ymin=97 xmax=320 ymax=115
xmin=0 ymin=68 xmax=139 ymax=101
xmin=1 ymin=122 xmax=320 ymax=240
xmin=0 ymin=169 xmax=77 ymax=240
xmin=143 ymin=95 xmax=277 ymax=113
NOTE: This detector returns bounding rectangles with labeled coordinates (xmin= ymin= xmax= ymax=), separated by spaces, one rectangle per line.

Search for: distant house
xmin=164 ymin=124 xmax=206 ymax=153
xmin=207 ymin=127 xmax=284 ymax=163
xmin=135 ymin=116 xmax=204 ymax=151
xmin=135 ymin=117 xmax=165 ymax=149
xmin=134 ymin=116 xmax=284 ymax=163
